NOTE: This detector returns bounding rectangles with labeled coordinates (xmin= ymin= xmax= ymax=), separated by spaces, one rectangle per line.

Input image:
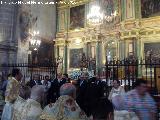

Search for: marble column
xmin=63 ymin=43 xmax=68 ymax=74
xmin=136 ymin=37 xmax=142 ymax=77
xmin=83 ymin=42 xmax=88 ymax=58
xmin=96 ymin=41 xmax=103 ymax=76
xmin=119 ymin=40 xmax=126 ymax=60
xmin=87 ymin=42 xmax=91 ymax=58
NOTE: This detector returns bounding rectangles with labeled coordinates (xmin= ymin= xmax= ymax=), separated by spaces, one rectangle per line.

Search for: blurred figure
xmin=41 ymin=75 xmax=51 ymax=92
xmin=108 ymin=80 xmax=125 ymax=101
xmin=13 ymin=85 xmax=31 ymax=120
xmin=14 ymin=85 xmax=45 ymax=120
xmin=1 ymin=68 xmax=22 ymax=120
xmin=19 ymin=85 xmax=31 ymax=100
xmin=83 ymin=77 xmax=103 ymax=117
xmin=92 ymin=98 xmax=114 ymax=120
xmin=76 ymin=72 xmax=89 ymax=115
xmin=12 ymin=96 xmax=26 ymax=120
xmin=1 ymin=74 xmax=11 ymax=97
xmin=41 ymin=83 xmax=88 ymax=120
xmin=29 ymin=74 xmax=42 ymax=88
xmin=113 ymin=79 xmax=156 ymax=120
xmin=124 ymin=79 xmax=156 ymax=120
xmin=41 ymin=75 xmax=51 ymax=106
xmin=48 ymin=73 xmax=62 ymax=103
xmin=61 ymin=73 xmax=70 ymax=84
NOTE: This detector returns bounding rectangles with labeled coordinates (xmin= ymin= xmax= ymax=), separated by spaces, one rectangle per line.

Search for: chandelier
xmin=104 ymin=11 xmax=117 ymax=22
xmin=87 ymin=5 xmax=104 ymax=25
xmin=30 ymin=30 xmax=41 ymax=51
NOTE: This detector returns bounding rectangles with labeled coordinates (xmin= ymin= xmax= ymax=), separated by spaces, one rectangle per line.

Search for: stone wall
xmin=0 ymin=0 xmax=18 ymax=64
xmin=17 ymin=0 xmax=56 ymax=63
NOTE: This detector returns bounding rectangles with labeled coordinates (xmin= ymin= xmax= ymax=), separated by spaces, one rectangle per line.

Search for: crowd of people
xmin=0 ymin=68 xmax=158 ymax=120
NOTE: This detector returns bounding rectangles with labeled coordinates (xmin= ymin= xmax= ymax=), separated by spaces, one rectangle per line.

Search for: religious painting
xmin=144 ymin=43 xmax=160 ymax=64
xmin=70 ymin=5 xmax=85 ymax=30
xmin=141 ymin=0 xmax=160 ymax=18
xmin=30 ymin=41 xmax=53 ymax=64
xmin=69 ymin=48 xmax=83 ymax=68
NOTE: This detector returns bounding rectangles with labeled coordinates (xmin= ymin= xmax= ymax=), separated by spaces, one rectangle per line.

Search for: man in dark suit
xmin=28 ymin=74 xmax=42 ymax=88
xmin=59 ymin=74 xmax=68 ymax=86
xmin=83 ymin=76 xmax=103 ymax=117
xmin=48 ymin=73 xmax=62 ymax=103
xmin=76 ymin=72 xmax=89 ymax=115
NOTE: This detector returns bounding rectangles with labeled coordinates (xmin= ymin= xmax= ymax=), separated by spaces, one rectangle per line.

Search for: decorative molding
xmin=57 ymin=0 xmax=91 ymax=9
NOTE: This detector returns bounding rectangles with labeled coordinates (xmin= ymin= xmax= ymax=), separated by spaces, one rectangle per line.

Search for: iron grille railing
xmin=105 ymin=58 xmax=160 ymax=95
xmin=0 ymin=63 xmax=58 ymax=81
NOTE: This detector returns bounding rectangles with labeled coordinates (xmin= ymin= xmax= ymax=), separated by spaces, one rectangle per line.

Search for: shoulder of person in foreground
xmin=13 ymin=96 xmax=27 ymax=120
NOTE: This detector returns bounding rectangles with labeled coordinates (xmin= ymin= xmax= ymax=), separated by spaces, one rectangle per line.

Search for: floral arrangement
xmin=69 ymin=70 xmax=94 ymax=80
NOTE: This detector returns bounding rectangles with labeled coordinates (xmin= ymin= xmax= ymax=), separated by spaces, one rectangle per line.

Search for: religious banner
xmin=70 ymin=5 xmax=85 ymax=30
xmin=141 ymin=0 xmax=160 ymax=18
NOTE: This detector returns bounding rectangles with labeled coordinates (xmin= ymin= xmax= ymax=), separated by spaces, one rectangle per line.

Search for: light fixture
xmin=74 ymin=28 xmax=80 ymax=32
xmin=75 ymin=38 xmax=82 ymax=45
xmin=30 ymin=30 xmax=41 ymax=50
xmin=34 ymin=48 xmax=37 ymax=51
xmin=87 ymin=5 xmax=104 ymax=25
xmin=104 ymin=10 xmax=117 ymax=22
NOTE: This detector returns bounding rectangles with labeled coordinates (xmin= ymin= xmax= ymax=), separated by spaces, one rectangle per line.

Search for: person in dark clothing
xmin=92 ymin=98 xmax=114 ymax=120
xmin=28 ymin=74 xmax=42 ymax=88
xmin=0 ymin=74 xmax=11 ymax=97
xmin=59 ymin=74 xmax=68 ymax=86
xmin=48 ymin=73 xmax=62 ymax=103
xmin=83 ymin=77 xmax=103 ymax=117
xmin=61 ymin=73 xmax=71 ymax=83
xmin=76 ymin=72 xmax=89 ymax=116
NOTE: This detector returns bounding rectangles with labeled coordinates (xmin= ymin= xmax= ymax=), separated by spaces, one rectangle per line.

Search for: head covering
xmin=60 ymin=83 xmax=76 ymax=96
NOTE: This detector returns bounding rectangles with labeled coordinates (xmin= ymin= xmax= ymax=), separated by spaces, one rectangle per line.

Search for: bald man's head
xmin=30 ymin=85 xmax=45 ymax=103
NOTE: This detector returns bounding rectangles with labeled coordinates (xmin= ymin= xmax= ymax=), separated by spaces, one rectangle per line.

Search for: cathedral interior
xmin=0 ymin=0 xmax=160 ymax=76
xmin=0 ymin=0 xmax=160 ymax=119
xmin=0 ymin=0 xmax=160 ymax=86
